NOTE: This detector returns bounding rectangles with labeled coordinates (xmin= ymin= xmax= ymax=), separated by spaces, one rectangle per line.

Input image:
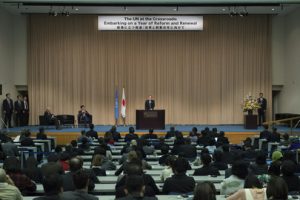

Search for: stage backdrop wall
xmin=28 ymin=15 xmax=272 ymax=125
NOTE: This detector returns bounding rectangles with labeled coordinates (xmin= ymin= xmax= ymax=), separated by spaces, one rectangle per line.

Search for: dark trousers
xmin=4 ymin=112 xmax=12 ymax=128
xmin=15 ymin=112 xmax=23 ymax=127
xmin=23 ymin=111 xmax=29 ymax=126
xmin=258 ymin=109 xmax=266 ymax=125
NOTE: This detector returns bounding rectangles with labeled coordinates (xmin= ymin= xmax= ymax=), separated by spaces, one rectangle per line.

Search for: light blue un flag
xmin=114 ymin=89 xmax=119 ymax=120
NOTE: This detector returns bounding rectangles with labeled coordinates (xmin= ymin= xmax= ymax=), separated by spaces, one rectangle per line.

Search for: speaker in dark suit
xmin=2 ymin=93 xmax=14 ymax=128
xmin=257 ymin=92 xmax=267 ymax=126
xmin=145 ymin=95 xmax=155 ymax=110
xmin=14 ymin=95 xmax=24 ymax=127
xmin=22 ymin=96 xmax=29 ymax=126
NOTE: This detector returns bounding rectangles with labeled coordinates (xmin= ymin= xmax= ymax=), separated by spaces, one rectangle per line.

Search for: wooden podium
xmin=136 ymin=110 xmax=165 ymax=130
xmin=244 ymin=114 xmax=258 ymax=129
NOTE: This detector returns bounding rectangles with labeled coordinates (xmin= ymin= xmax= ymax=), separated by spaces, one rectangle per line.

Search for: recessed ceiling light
xmin=271 ymin=8 xmax=275 ymax=11
xmin=222 ymin=8 xmax=226 ymax=11
xmin=75 ymin=8 xmax=79 ymax=11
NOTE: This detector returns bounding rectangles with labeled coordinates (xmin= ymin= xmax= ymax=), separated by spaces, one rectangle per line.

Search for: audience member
xmin=205 ymin=138 xmax=217 ymax=154
xmin=92 ymin=148 xmax=116 ymax=170
xmin=194 ymin=153 xmax=220 ymax=176
xmin=41 ymin=154 xmax=64 ymax=177
xmin=177 ymin=138 xmax=197 ymax=161
xmin=248 ymin=151 xmax=268 ymax=175
xmin=158 ymin=144 xmax=170 ymax=166
xmin=227 ymin=175 xmax=266 ymax=200
xmin=86 ymin=124 xmax=98 ymax=139
xmin=269 ymin=127 xmax=281 ymax=142
xmin=23 ymin=156 xmax=43 ymax=183
xmin=280 ymin=133 xmax=290 ymax=147
xmin=281 ymin=160 xmax=300 ymax=192
xmin=1 ymin=136 xmax=20 ymax=157
xmin=162 ymin=157 xmax=195 ymax=194
xmin=193 ymin=181 xmax=216 ymax=200
xmin=216 ymin=131 xmax=229 ymax=147
xmin=70 ymin=140 xmax=84 ymax=155
xmin=106 ymin=126 xmax=121 ymax=142
xmin=116 ymin=175 xmax=158 ymax=200
xmin=160 ymin=155 xmax=176 ymax=182
xmin=220 ymin=160 xmax=248 ymax=196
xmin=20 ymin=130 xmax=34 ymax=147
xmin=59 ymin=152 xmax=70 ymax=171
xmin=124 ymin=127 xmax=139 ymax=143
xmin=62 ymin=157 xmax=97 ymax=192
xmin=77 ymin=130 xmax=92 ymax=144
xmin=115 ymin=151 xmax=139 ymax=176
xmin=33 ymin=174 xmax=63 ymax=200
xmin=78 ymin=137 xmax=91 ymax=152
xmin=36 ymin=127 xmax=47 ymax=140
xmin=90 ymin=154 xmax=106 ymax=176
xmin=142 ymin=140 xmax=155 ymax=155
xmin=0 ymin=168 xmax=23 ymax=200
xmin=211 ymin=150 xmax=228 ymax=170
xmin=63 ymin=170 xmax=98 ymax=200
xmin=189 ymin=127 xmax=199 ymax=143
xmin=165 ymin=127 xmax=177 ymax=139
xmin=222 ymin=144 xmax=233 ymax=165
xmin=266 ymin=177 xmax=288 ymax=200
xmin=271 ymin=151 xmax=283 ymax=163
xmin=143 ymin=129 xmax=158 ymax=140
xmin=259 ymin=125 xmax=272 ymax=141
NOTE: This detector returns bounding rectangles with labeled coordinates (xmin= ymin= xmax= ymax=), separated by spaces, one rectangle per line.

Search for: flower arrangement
xmin=242 ymin=94 xmax=261 ymax=112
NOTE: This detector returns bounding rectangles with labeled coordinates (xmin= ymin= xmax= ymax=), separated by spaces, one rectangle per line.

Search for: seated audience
xmin=86 ymin=124 xmax=98 ymax=139
xmin=33 ymin=174 xmax=63 ymax=200
xmin=205 ymin=138 xmax=217 ymax=154
xmin=78 ymin=137 xmax=91 ymax=152
xmin=3 ymin=156 xmax=36 ymax=194
xmin=194 ymin=153 xmax=220 ymax=176
xmin=105 ymin=126 xmax=121 ymax=142
xmin=20 ymin=130 xmax=34 ymax=147
xmin=193 ymin=181 xmax=216 ymax=200
xmin=124 ymin=127 xmax=139 ymax=143
xmin=216 ymin=131 xmax=229 ymax=147
xmin=41 ymin=154 xmax=64 ymax=177
xmin=259 ymin=124 xmax=272 ymax=141
xmin=160 ymin=155 xmax=176 ymax=182
xmin=115 ymin=151 xmax=139 ymax=176
xmin=280 ymin=133 xmax=290 ymax=147
xmin=220 ymin=160 xmax=248 ymax=196
xmin=142 ymin=129 xmax=158 ymax=140
xmin=142 ymin=140 xmax=155 ymax=155
xmin=70 ymin=140 xmax=84 ymax=156
xmin=62 ymin=156 xmax=98 ymax=192
xmin=92 ymin=148 xmax=116 ymax=170
xmin=269 ymin=127 xmax=281 ymax=142
xmin=59 ymin=152 xmax=70 ymax=171
xmin=281 ymin=160 xmax=300 ymax=192
xmin=211 ymin=150 xmax=228 ymax=170
xmin=162 ymin=157 xmax=195 ymax=194
xmin=241 ymin=141 xmax=257 ymax=162
xmin=90 ymin=154 xmax=106 ymax=176
xmin=0 ymin=168 xmax=23 ymax=200
xmin=23 ymin=156 xmax=43 ymax=183
xmin=197 ymin=129 xmax=210 ymax=146
xmin=116 ymin=175 xmax=158 ymax=200
xmin=1 ymin=136 xmax=19 ymax=157
xmin=36 ymin=127 xmax=47 ymax=140
xmin=266 ymin=177 xmax=288 ymax=200
xmin=63 ymin=170 xmax=98 ymax=200
xmin=165 ymin=126 xmax=177 ymax=139
xmin=248 ymin=151 xmax=268 ymax=175
xmin=77 ymin=130 xmax=93 ymax=144
xmin=227 ymin=175 xmax=266 ymax=200
xmin=158 ymin=144 xmax=170 ymax=166
xmin=115 ymin=161 xmax=159 ymax=198
xmin=222 ymin=144 xmax=234 ymax=165
xmin=189 ymin=127 xmax=199 ymax=143
xmin=177 ymin=138 xmax=197 ymax=161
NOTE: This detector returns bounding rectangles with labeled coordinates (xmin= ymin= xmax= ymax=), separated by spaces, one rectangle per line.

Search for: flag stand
xmin=115 ymin=119 xmax=118 ymax=126
xmin=122 ymin=117 xmax=126 ymax=127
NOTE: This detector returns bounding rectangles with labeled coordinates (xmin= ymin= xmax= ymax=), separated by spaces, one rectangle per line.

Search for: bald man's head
xmin=69 ymin=157 xmax=83 ymax=172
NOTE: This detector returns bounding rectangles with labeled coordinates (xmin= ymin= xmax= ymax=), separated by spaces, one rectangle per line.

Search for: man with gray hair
xmin=0 ymin=168 xmax=23 ymax=200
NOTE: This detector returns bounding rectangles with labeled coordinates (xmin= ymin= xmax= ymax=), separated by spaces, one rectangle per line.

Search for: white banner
xmin=98 ymin=16 xmax=203 ymax=31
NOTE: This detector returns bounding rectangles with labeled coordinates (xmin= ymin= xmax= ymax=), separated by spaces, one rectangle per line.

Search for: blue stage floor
xmin=2 ymin=124 xmax=300 ymax=133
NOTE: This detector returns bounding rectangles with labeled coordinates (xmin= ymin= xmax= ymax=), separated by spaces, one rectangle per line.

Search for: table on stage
xmin=136 ymin=110 xmax=165 ymax=129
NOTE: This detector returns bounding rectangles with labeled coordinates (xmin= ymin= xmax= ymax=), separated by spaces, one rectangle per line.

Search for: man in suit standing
xmin=23 ymin=96 xmax=29 ymax=126
xmin=257 ymin=92 xmax=267 ymax=126
xmin=2 ymin=93 xmax=14 ymax=128
xmin=145 ymin=95 xmax=155 ymax=110
xmin=14 ymin=95 xmax=23 ymax=127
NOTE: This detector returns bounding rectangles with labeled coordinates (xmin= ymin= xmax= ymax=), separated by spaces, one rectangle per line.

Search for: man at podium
xmin=145 ymin=95 xmax=155 ymax=110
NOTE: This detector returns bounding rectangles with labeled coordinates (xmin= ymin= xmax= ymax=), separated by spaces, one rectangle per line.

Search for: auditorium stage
xmin=3 ymin=125 xmax=300 ymax=145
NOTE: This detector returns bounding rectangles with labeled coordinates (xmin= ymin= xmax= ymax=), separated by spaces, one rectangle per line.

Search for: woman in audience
xmin=248 ymin=151 xmax=268 ymax=175
xmin=160 ymin=155 xmax=176 ymax=182
xmin=23 ymin=156 xmax=43 ymax=183
xmin=90 ymin=154 xmax=106 ymax=176
xmin=266 ymin=177 xmax=288 ymax=200
xmin=193 ymin=153 xmax=220 ymax=176
xmin=281 ymin=160 xmax=300 ymax=192
xmin=115 ymin=151 xmax=139 ymax=176
xmin=193 ymin=181 xmax=216 ymax=200
xmin=226 ymin=175 xmax=266 ymax=200
xmin=220 ymin=160 xmax=248 ymax=196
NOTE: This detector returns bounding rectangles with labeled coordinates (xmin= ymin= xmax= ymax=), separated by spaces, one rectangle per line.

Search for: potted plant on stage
xmin=242 ymin=94 xmax=260 ymax=115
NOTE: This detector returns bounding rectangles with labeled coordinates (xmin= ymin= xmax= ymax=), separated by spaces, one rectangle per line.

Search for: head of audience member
xmin=111 ymin=126 xmax=117 ymax=133
xmin=148 ymin=128 xmax=154 ymax=135
xmin=165 ymin=155 xmax=177 ymax=168
xmin=69 ymin=157 xmax=83 ymax=172
xmin=42 ymin=174 xmax=63 ymax=196
xmin=24 ymin=130 xmax=31 ymax=138
xmin=281 ymin=160 xmax=296 ymax=176
xmin=124 ymin=175 xmax=145 ymax=197
xmin=160 ymin=144 xmax=169 ymax=155
xmin=94 ymin=147 xmax=106 ymax=156
xmin=213 ymin=150 xmax=223 ymax=162
xmin=193 ymin=181 xmax=216 ymax=200
xmin=212 ymin=128 xmax=218 ymax=133
xmin=60 ymin=151 xmax=70 ymax=162
xmin=282 ymin=150 xmax=296 ymax=163
xmin=201 ymin=153 xmax=212 ymax=166
xmin=170 ymin=126 xmax=175 ymax=132
xmin=255 ymin=151 xmax=267 ymax=165
xmin=266 ymin=177 xmax=288 ymax=200
xmin=263 ymin=124 xmax=269 ymax=130
xmin=208 ymin=138 xmax=216 ymax=146
xmin=91 ymin=154 xmax=104 ymax=167
xmin=55 ymin=146 xmax=63 ymax=154
xmin=272 ymin=127 xmax=278 ymax=133
xmin=3 ymin=156 xmax=21 ymax=173
xmin=244 ymin=175 xmax=263 ymax=189
xmin=192 ymin=127 xmax=198 ymax=134
xmin=129 ymin=127 xmax=135 ymax=134
xmin=219 ymin=131 xmax=225 ymax=137
xmin=47 ymin=153 xmax=60 ymax=163
xmin=89 ymin=123 xmax=94 ymax=130
xmin=81 ymin=130 xmax=86 ymax=136
xmin=127 ymin=151 xmax=138 ymax=162
xmin=201 ymin=148 xmax=209 ymax=156
xmin=73 ymin=169 xmax=89 ymax=191
xmin=71 ymin=140 xmax=78 ymax=148
xmin=231 ymin=161 xmax=248 ymax=180
xmin=39 ymin=127 xmax=45 ymax=134
xmin=243 ymin=140 xmax=252 ymax=150
xmin=172 ymin=157 xmax=188 ymax=175
xmin=81 ymin=137 xmax=89 ymax=146
xmin=124 ymin=161 xmax=143 ymax=176
xmin=271 ymin=151 xmax=283 ymax=162
xmin=268 ymin=161 xmax=281 ymax=177
xmin=174 ymin=134 xmax=185 ymax=145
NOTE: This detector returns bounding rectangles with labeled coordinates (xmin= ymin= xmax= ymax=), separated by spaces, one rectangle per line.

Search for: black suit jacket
xmin=162 ymin=174 xmax=195 ymax=194
xmin=145 ymin=100 xmax=155 ymax=110
xmin=258 ymin=97 xmax=267 ymax=111
xmin=3 ymin=98 xmax=13 ymax=113
xmin=14 ymin=100 xmax=24 ymax=113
